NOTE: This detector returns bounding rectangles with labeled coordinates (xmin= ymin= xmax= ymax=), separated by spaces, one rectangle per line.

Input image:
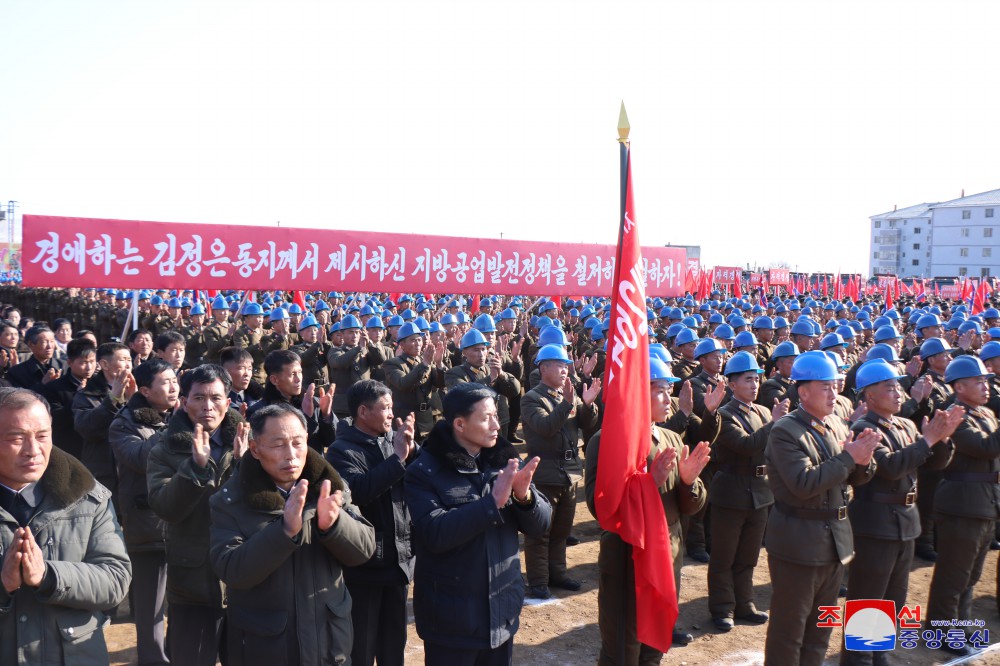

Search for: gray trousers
xmin=130 ymin=550 xmax=169 ymax=666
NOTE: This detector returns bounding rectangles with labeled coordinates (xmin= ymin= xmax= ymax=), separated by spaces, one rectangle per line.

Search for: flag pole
xmin=618 ymin=101 xmax=630 ymax=225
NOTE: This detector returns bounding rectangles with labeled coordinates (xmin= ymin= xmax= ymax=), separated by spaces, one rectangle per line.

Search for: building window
xmin=962 ymin=210 xmax=971 ymax=219
xmin=960 ymin=248 xmax=969 ymax=257
xmin=914 ymin=227 xmax=922 ymax=233
xmin=873 ymin=251 xmax=879 ymax=259
xmin=986 ymin=228 xmax=993 ymax=238
xmin=873 ymin=221 xmax=881 ymax=229
xmin=912 ymin=259 xmax=919 ymax=266
xmin=962 ymin=228 xmax=970 ymax=237
xmin=913 ymin=243 xmax=920 ymax=249
xmin=959 ymin=267 xmax=968 ymax=276
xmin=987 ymin=208 xmax=995 ymax=218
xmin=985 ymin=248 xmax=992 ymax=257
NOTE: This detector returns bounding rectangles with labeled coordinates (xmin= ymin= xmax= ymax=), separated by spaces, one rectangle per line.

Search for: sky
xmin=2 ymin=1 xmax=998 ymax=277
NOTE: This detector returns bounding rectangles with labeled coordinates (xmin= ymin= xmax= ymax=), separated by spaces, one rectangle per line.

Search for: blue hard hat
xmin=211 ymin=295 xmax=227 ymax=310
xmin=190 ymin=303 xmax=206 ymax=315
xmin=836 ymin=325 xmax=856 ymax=340
xmin=286 ymin=303 xmax=302 ymax=315
xmin=150 ymin=295 xmax=164 ymax=306
xmin=580 ymin=306 xmax=596 ymax=319
xmin=340 ymin=315 xmax=361 ymax=330
xmin=874 ymin=325 xmax=902 ymax=342
xmin=650 ymin=357 xmax=679 ymax=383
xmin=866 ymin=343 xmax=900 ymax=363
xmin=359 ymin=305 xmax=375 ymax=317
xmin=820 ymin=333 xmax=847 ymax=350
xmin=591 ymin=326 xmax=604 ymax=341
xmin=752 ymin=316 xmax=774 ymax=330
xmin=681 ymin=316 xmax=698 ymax=329
xmin=984 ymin=308 xmax=1000 ymax=319
xmin=916 ymin=314 xmax=942 ymax=330
xmin=695 ymin=338 xmax=725 ymax=359
xmin=958 ymin=321 xmax=983 ymax=335
xmin=535 ymin=344 xmax=572 ymax=365
xmin=709 ymin=313 xmax=725 ymax=325
xmin=945 ymin=355 xmax=994 ymax=384
xmin=773 ymin=317 xmax=789 ymax=329
xmin=365 ymin=316 xmax=385 ymax=330
xmin=167 ymin=297 xmax=182 ymax=308
xmin=538 ymin=326 xmax=569 ymax=347
xmin=714 ymin=324 xmax=735 ymax=341
xmin=675 ymin=328 xmax=700 ymax=346
xmin=980 ymin=341 xmax=1000 ymax=362
xmin=461 ymin=329 xmax=490 ymax=349
xmin=414 ymin=317 xmax=430 ymax=332
xmin=330 ymin=322 xmax=342 ymax=333
xmin=269 ymin=308 xmax=289 ymax=322
xmin=790 ymin=350 xmax=845 ymax=381
xmin=242 ymin=302 xmax=263 ymax=316
xmin=729 ymin=315 xmax=748 ymax=329
xmin=855 ymin=359 xmax=905 ymax=391
xmin=666 ymin=323 xmax=685 ymax=339
xmin=400 ymin=308 xmax=416 ymax=321
xmin=297 ymin=315 xmax=318 ymax=331
xmin=387 ymin=315 xmax=405 ymax=327
xmin=884 ymin=309 xmax=900 ymax=322
xmin=440 ymin=313 xmax=456 ymax=326
xmin=649 ymin=343 xmax=673 ymax=364
xmin=733 ymin=331 xmax=758 ymax=348
xmin=474 ymin=313 xmax=497 ymax=333
xmin=396 ymin=322 xmax=423 ymax=341
xmin=791 ymin=320 xmax=817 ymax=337
xmin=429 ymin=322 xmax=443 ymax=334
xmin=919 ymin=337 xmax=951 ymax=358
xmin=725 ymin=351 xmax=763 ymax=376
xmin=499 ymin=308 xmax=517 ymax=321
xmin=771 ymin=341 xmax=800 ymax=360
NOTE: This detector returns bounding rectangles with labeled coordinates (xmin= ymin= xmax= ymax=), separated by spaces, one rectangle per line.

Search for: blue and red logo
xmin=844 ymin=600 xmax=897 ymax=652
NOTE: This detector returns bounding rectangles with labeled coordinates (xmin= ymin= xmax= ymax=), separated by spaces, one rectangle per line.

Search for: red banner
xmin=713 ymin=266 xmax=741 ymax=285
xmin=22 ymin=215 xmax=687 ymax=297
xmin=748 ymin=273 xmax=763 ymax=287
xmin=767 ymin=268 xmax=789 ymax=286
xmin=939 ymin=285 xmax=961 ymax=299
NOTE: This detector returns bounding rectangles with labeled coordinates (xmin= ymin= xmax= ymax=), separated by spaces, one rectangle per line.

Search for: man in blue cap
xmin=446 ymin=329 xmax=522 ymax=440
xmin=328 ymin=316 xmax=390 ymax=420
xmin=382 ymin=323 xmax=446 ymax=442
xmin=764 ymin=351 xmax=879 ymax=666
xmin=201 ymin=295 xmax=235 ymax=364
xmin=291 ymin=315 xmax=332 ymax=390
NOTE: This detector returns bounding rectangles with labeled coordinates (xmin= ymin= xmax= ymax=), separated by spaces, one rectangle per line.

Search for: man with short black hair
xmin=247 ymin=350 xmax=336 ymax=452
xmin=147 ymin=364 xmax=250 ymax=666
xmin=110 ymin=358 xmax=178 ymax=666
xmin=39 ymin=337 xmax=95 ymax=459
xmin=211 ymin=402 xmax=375 ymax=665
xmin=220 ymin=346 xmax=263 ymax=411
xmin=6 ymin=325 xmax=66 ymax=391
xmin=327 ymin=380 xmax=416 ymax=666
xmin=0 ymin=387 xmax=132 ymax=665
xmin=154 ymin=330 xmax=187 ymax=372
xmin=128 ymin=329 xmax=154 ymax=365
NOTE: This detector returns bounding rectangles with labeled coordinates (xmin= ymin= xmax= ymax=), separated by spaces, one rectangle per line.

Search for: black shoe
xmin=839 ymin=585 xmax=848 ymax=598
xmin=526 ymin=585 xmax=551 ymax=600
xmin=915 ymin=547 xmax=938 ymax=562
xmin=938 ymin=643 xmax=972 ymax=657
xmin=735 ymin=608 xmax=769 ymax=624
xmin=871 ymin=652 xmax=890 ymax=666
xmin=566 ymin=535 xmax=581 ymax=546
xmin=712 ymin=617 xmax=734 ymax=632
xmin=687 ymin=549 xmax=710 ymax=563
xmin=672 ymin=630 xmax=693 ymax=646
xmin=991 ymin=539 xmax=1000 ymax=551
xmin=508 ymin=434 xmax=524 ymax=444
xmin=550 ymin=577 xmax=582 ymax=591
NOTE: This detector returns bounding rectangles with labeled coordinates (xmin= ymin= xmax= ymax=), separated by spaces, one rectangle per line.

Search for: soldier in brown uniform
xmin=382 ymin=322 xmax=446 ymax=442
xmin=708 ymin=351 xmax=788 ymax=632
xmin=926 ymin=355 xmax=1000 ymax=658
xmin=757 ymin=341 xmax=799 ymax=410
xmin=764 ymin=351 xmax=879 ymax=666
xmin=520 ymin=343 xmax=600 ymax=598
xmin=247 ymin=307 xmax=292 ymax=385
xmin=201 ymin=295 xmax=235 ymax=364
xmin=328 ymin=315 xmax=388 ymax=420
xmin=231 ymin=302 xmax=266 ymax=379
xmin=670 ymin=328 xmax=701 ymax=394
xmin=445 ymin=329 xmax=521 ymax=440
xmin=584 ymin=355 xmax=711 ymax=664
xmin=291 ymin=315 xmax=332 ymax=391
xmin=842 ymin=358 xmax=961 ymax=666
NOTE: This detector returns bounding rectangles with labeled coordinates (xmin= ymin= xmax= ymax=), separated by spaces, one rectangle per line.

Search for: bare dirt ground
xmin=106 ymin=486 xmax=1000 ymax=665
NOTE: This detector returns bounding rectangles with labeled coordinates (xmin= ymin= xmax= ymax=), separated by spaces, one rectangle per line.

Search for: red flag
xmin=733 ymin=277 xmax=743 ymax=299
xmin=961 ymin=278 xmax=974 ymax=303
xmin=292 ymin=290 xmax=307 ymax=311
xmin=549 ymin=296 xmax=561 ymax=310
xmin=595 ymin=147 xmax=676 ymax=653
xmin=822 ymin=276 xmax=828 ymax=297
xmin=884 ymin=280 xmax=894 ymax=312
xmin=973 ymin=280 xmax=987 ymax=314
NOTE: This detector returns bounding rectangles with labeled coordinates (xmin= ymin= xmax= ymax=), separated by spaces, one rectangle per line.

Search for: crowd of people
xmin=1 ymin=283 xmax=1000 ymax=665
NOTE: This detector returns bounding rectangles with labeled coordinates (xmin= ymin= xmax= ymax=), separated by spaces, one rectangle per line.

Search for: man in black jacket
xmin=39 ymin=337 xmax=96 ymax=459
xmin=327 ymin=379 xmax=416 ymax=666
xmin=6 ymin=324 xmax=67 ymax=391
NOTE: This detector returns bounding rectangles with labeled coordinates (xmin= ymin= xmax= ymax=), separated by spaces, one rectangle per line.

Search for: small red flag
xmin=595 ymin=147 xmax=676 ymax=653
xmin=884 ymin=280 xmax=894 ymax=312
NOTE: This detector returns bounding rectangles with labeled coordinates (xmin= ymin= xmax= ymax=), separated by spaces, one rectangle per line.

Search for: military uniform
xmin=327 ymin=343 xmax=389 ymax=418
xmin=444 ymin=361 xmax=521 ymax=436
xmin=757 ymin=374 xmax=797 ymax=410
xmin=685 ymin=370 xmax=730 ymax=558
xmin=671 ymin=357 xmax=700 ymax=394
xmin=520 ymin=382 xmax=598 ymax=590
xmin=201 ymin=320 xmax=233 ymax=365
xmin=584 ymin=426 xmax=707 ymax=665
xmin=912 ymin=369 xmax=954 ymax=558
xmin=180 ymin=324 xmax=208 ymax=366
xmin=382 ymin=354 xmax=445 ymax=441
xmin=291 ymin=339 xmax=332 ymax=390
xmin=708 ymin=400 xmax=774 ymax=622
xmin=764 ymin=407 xmax=876 ymax=666
xmin=926 ymin=402 xmax=1000 ymax=625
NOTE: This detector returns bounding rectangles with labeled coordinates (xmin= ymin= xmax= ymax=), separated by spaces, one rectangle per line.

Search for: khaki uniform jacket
xmin=933 ymin=402 xmax=1000 ymax=521
xmin=180 ymin=324 xmax=209 ymax=365
xmin=0 ymin=449 xmax=131 ymax=666
xmin=521 ymin=383 xmax=599 ymax=487
xmin=290 ymin=340 xmax=331 ymax=389
xmin=765 ymin=407 xmax=876 ymax=565
xmin=848 ymin=412 xmax=952 ymax=541
xmin=209 ymin=449 xmax=374 ymax=666
xmin=146 ymin=408 xmax=245 ymax=607
xmin=671 ymin=357 xmax=700 ymax=395
xmin=328 ymin=343 xmax=389 ymax=414
xmin=711 ymin=400 xmax=775 ymax=510
xmin=248 ymin=332 xmax=291 ymax=385
xmin=585 ymin=426 xmax=707 ymax=561
xmin=757 ymin=375 xmax=797 ymax=411
xmin=382 ymin=354 xmax=445 ymax=438
xmin=202 ymin=320 xmax=233 ymax=364
xmin=689 ymin=371 xmax=732 ymax=418
xmin=444 ymin=362 xmax=521 ymax=432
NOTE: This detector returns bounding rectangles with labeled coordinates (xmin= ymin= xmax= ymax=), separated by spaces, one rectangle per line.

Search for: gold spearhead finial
xmin=617 ymin=101 xmax=630 ymax=142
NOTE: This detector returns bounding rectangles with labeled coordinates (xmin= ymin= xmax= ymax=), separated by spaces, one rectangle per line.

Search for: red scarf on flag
xmin=595 ymin=148 xmax=676 ymax=653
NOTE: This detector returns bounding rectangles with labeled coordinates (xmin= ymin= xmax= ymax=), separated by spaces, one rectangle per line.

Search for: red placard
xmin=23 ymin=215 xmax=687 ymax=297
xmin=749 ymin=273 xmax=763 ymax=287
xmin=767 ymin=268 xmax=789 ymax=286
xmin=713 ymin=266 xmax=741 ymax=285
